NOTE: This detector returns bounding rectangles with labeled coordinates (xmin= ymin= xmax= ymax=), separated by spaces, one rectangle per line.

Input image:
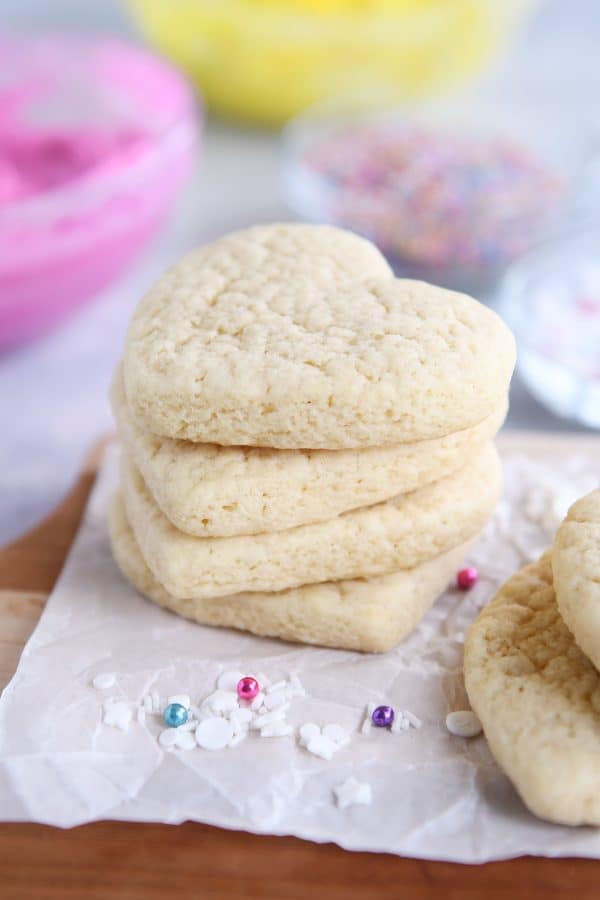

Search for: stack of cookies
xmin=109 ymin=224 xmax=515 ymax=652
xmin=465 ymin=488 xmax=600 ymax=826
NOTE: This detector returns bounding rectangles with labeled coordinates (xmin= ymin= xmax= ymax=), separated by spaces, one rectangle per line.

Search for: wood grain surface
xmin=1 ymin=432 xmax=599 ymax=900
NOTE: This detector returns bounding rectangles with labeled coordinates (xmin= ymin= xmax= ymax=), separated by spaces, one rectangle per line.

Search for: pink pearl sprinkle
xmin=457 ymin=567 xmax=479 ymax=590
xmin=237 ymin=676 xmax=259 ymax=701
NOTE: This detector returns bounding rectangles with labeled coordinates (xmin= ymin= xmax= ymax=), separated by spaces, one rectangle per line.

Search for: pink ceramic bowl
xmin=0 ymin=35 xmax=199 ymax=348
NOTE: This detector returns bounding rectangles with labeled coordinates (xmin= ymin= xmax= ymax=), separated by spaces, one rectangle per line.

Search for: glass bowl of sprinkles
xmin=498 ymin=228 xmax=600 ymax=429
xmin=283 ymin=99 xmax=579 ymax=289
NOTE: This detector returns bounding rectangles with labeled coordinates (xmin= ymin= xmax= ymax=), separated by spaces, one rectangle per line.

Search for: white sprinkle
xmin=178 ymin=719 xmax=198 ymax=732
xmin=174 ymin=730 xmax=196 ymax=751
xmin=250 ymin=691 xmax=265 ymax=711
xmin=256 ymin=671 xmax=271 ymax=688
xmin=252 ymin=705 xmax=289 ymax=729
xmin=403 ymin=710 xmax=422 ymax=729
xmin=391 ymin=715 xmax=403 ymax=734
xmin=260 ymin=722 xmax=294 ymax=738
xmin=102 ymin=701 xmax=132 ymax=732
xmin=136 ymin=707 xmax=146 ymax=725
xmin=143 ymin=694 xmax=153 ymax=713
xmin=299 ymin=723 xmax=320 ymax=747
xmin=263 ymin=691 xmax=289 ymax=711
xmin=322 ymin=723 xmax=350 ymax=747
xmin=217 ymin=670 xmax=244 ymax=692
xmin=446 ymin=710 xmax=482 ymax=738
xmin=151 ymin=691 xmax=160 ymax=713
xmin=391 ymin=714 xmax=410 ymax=733
xmin=228 ymin=730 xmax=248 ymax=748
xmin=195 ymin=717 xmax=235 ymax=751
xmin=361 ymin=703 xmax=375 ymax=735
xmin=229 ymin=707 xmax=253 ymax=731
xmin=334 ymin=776 xmax=372 ymax=810
xmin=159 ymin=728 xmax=179 ymax=748
xmin=167 ymin=694 xmax=191 ymax=709
xmin=204 ymin=690 xmax=239 ymax=715
xmin=306 ymin=734 xmax=337 ymax=761
xmin=92 ymin=673 xmax=116 ymax=690
xmin=266 ymin=680 xmax=287 ymax=694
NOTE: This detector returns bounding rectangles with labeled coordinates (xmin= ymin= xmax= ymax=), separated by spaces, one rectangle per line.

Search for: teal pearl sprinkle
xmin=163 ymin=702 xmax=188 ymax=728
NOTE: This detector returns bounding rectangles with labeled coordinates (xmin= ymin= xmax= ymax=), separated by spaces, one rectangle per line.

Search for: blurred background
xmin=1 ymin=0 xmax=599 ymax=544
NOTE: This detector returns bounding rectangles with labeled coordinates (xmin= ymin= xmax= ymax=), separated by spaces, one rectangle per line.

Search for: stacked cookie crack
xmin=110 ymin=224 xmax=515 ymax=652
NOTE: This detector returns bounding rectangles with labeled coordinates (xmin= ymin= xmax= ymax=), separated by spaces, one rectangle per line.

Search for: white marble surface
xmin=1 ymin=0 xmax=599 ymax=544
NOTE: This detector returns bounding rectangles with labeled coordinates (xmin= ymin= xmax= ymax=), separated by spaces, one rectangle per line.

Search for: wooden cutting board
xmin=1 ymin=432 xmax=600 ymax=900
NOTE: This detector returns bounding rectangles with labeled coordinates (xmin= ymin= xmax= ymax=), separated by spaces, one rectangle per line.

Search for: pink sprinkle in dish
xmin=0 ymin=34 xmax=199 ymax=348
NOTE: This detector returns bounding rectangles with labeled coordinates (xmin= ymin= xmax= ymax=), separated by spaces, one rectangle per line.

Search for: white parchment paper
xmin=1 ymin=444 xmax=600 ymax=862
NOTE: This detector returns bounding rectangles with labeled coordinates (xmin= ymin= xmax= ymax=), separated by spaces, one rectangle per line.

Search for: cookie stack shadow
xmin=109 ymin=224 xmax=515 ymax=653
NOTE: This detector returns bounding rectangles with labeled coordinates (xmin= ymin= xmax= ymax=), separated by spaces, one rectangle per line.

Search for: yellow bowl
xmin=126 ymin=0 xmax=537 ymax=127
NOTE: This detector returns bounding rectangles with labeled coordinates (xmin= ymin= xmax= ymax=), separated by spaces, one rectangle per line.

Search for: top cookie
xmin=552 ymin=488 xmax=600 ymax=670
xmin=123 ymin=223 xmax=515 ymax=449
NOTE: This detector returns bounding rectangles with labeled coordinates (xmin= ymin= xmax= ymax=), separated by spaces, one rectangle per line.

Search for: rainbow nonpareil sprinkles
xmin=300 ymin=122 xmax=565 ymax=270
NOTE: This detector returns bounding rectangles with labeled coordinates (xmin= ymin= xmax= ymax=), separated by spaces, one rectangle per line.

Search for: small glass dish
xmin=497 ymin=229 xmax=600 ymax=429
xmin=0 ymin=34 xmax=199 ymax=349
xmin=283 ymin=99 xmax=583 ymax=291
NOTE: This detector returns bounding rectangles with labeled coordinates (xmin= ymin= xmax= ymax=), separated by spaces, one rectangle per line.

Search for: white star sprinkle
xmin=334 ymin=776 xmax=372 ymax=810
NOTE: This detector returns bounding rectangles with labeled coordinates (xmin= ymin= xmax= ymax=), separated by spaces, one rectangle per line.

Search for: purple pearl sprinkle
xmin=372 ymin=705 xmax=394 ymax=728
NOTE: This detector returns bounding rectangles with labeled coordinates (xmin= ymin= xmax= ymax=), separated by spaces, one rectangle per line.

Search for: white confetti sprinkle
xmin=250 ymin=691 xmax=265 ymax=711
xmin=204 ymin=690 xmax=239 ymax=715
xmin=306 ymin=734 xmax=337 ymax=761
xmin=256 ymin=672 xmax=271 ymax=688
xmin=334 ymin=776 xmax=372 ymax=810
xmin=391 ymin=717 xmax=403 ymax=734
xmin=263 ymin=691 xmax=289 ymax=711
xmin=252 ymin=705 xmax=289 ymax=729
xmin=151 ymin=691 xmax=160 ymax=713
xmin=266 ymin=680 xmax=287 ymax=694
xmin=195 ymin=717 xmax=234 ymax=750
xmin=403 ymin=710 xmax=422 ymax=729
xmin=299 ymin=723 xmax=320 ymax=747
xmin=217 ymin=670 xmax=244 ymax=692
xmin=178 ymin=719 xmax=198 ymax=732
xmin=446 ymin=710 xmax=482 ymax=738
xmin=92 ymin=672 xmax=116 ymax=690
xmin=174 ymin=730 xmax=196 ymax=751
xmin=136 ymin=707 xmax=146 ymax=725
xmin=167 ymin=694 xmax=190 ymax=709
xmin=159 ymin=728 xmax=179 ymax=748
xmin=229 ymin=707 xmax=253 ymax=732
xmin=102 ymin=701 xmax=132 ymax=732
xmin=361 ymin=703 xmax=375 ymax=735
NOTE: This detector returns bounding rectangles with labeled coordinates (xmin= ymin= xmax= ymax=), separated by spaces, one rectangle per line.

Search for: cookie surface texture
xmin=465 ymin=551 xmax=600 ymax=826
xmin=122 ymin=223 xmax=515 ymax=448
xmin=112 ymin=366 xmax=506 ymax=537
xmin=110 ymin=493 xmax=474 ymax=653
xmin=552 ymin=489 xmax=600 ymax=670
xmin=120 ymin=442 xmax=501 ymax=600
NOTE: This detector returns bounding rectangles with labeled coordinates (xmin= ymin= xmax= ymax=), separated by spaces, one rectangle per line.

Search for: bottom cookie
xmin=109 ymin=492 xmax=473 ymax=653
xmin=465 ymin=552 xmax=600 ymax=826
